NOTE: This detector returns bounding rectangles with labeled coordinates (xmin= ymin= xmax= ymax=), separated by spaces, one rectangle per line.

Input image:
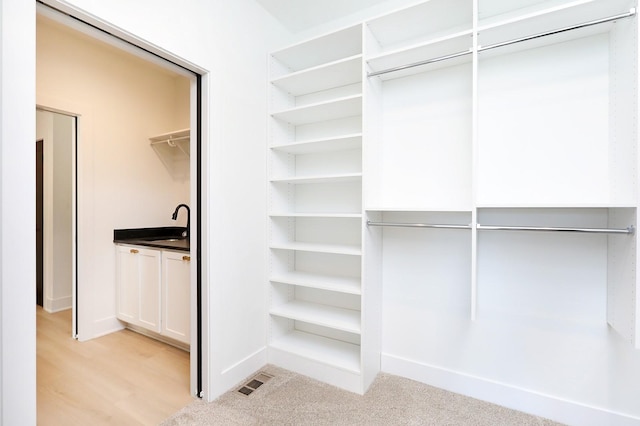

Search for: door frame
xmin=36 ymin=1 xmax=210 ymax=399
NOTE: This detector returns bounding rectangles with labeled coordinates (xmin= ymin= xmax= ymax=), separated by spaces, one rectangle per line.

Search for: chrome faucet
xmin=172 ymin=204 xmax=190 ymax=240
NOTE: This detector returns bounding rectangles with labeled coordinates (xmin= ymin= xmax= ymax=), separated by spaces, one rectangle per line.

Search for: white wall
xmin=37 ymin=15 xmax=192 ymax=339
xmin=0 ymin=0 xmax=37 ymax=423
xmin=38 ymin=0 xmax=292 ymax=401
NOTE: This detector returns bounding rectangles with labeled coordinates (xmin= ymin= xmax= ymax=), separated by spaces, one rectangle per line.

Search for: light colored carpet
xmin=161 ymin=365 xmax=562 ymax=425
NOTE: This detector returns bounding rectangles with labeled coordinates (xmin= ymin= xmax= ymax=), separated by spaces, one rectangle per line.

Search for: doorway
xmin=35 ymin=110 xmax=76 ymax=316
xmin=36 ymin=2 xmax=205 ymax=400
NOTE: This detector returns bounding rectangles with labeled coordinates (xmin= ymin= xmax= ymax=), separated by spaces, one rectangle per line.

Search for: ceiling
xmin=255 ymin=0 xmax=391 ymax=33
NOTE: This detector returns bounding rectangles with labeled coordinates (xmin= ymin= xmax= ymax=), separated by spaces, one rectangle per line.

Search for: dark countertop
xmin=113 ymin=227 xmax=190 ymax=252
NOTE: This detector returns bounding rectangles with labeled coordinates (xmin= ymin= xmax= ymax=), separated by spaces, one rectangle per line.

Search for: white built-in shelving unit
xmin=268 ymin=0 xmax=640 ymax=415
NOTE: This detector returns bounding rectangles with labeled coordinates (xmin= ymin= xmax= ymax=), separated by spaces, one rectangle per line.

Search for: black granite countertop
xmin=113 ymin=227 xmax=190 ymax=252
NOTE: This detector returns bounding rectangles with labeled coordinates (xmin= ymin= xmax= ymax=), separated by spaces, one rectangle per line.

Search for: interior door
xmin=36 ymin=139 xmax=44 ymax=307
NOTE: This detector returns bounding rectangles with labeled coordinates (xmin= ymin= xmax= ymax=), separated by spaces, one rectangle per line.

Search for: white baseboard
xmin=381 ymin=353 xmax=640 ymax=426
xmin=76 ymin=316 xmax=124 ymax=342
xmin=210 ymin=346 xmax=267 ymax=400
xmin=44 ymin=295 xmax=72 ymax=313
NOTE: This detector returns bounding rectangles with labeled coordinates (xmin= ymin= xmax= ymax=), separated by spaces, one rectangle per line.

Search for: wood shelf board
xmin=367 ymin=30 xmax=473 ymax=79
xmin=270 ymin=241 xmax=362 ymax=256
xmin=271 ymin=25 xmax=362 ymax=73
xmin=272 ymin=55 xmax=363 ymax=96
xmin=270 ymin=300 xmax=361 ymax=334
xmin=366 ymin=0 xmax=472 ymax=50
xmin=269 ymin=330 xmax=361 ymax=373
xmin=270 ymin=134 xmax=363 ymax=154
xmin=271 ymin=95 xmax=362 ymax=126
xmin=478 ymin=0 xmax=631 ymax=48
xmin=269 ymin=212 xmax=362 ymax=218
xmin=270 ymin=173 xmax=362 ymax=184
xmin=270 ymin=271 xmax=362 ymax=295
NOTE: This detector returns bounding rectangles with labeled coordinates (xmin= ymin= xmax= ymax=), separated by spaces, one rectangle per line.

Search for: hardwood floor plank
xmin=37 ymin=307 xmax=193 ymax=425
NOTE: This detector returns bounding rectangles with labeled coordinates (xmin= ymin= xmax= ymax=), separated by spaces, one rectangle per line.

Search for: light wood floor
xmin=37 ymin=307 xmax=193 ymax=425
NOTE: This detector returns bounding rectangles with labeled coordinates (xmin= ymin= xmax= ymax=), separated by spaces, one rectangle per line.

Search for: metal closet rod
xmin=367 ymin=8 xmax=636 ymax=78
xmin=477 ymin=224 xmax=635 ymax=235
xmin=366 ymin=221 xmax=635 ymax=235
xmin=366 ymin=221 xmax=472 ymax=230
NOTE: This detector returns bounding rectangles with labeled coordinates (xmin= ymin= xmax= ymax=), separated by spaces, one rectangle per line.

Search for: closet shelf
xmin=368 ymin=7 xmax=636 ymax=79
xmin=270 ymin=300 xmax=361 ymax=334
xmin=271 ymin=24 xmax=362 ymax=75
xmin=366 ymin=0 xmax=471 ymax=53
xmin=478 ymin=3 xmax=636 ymax=52
xmin=367 ymin=30 xmax=473 ymax=80
xmin=271 ymin=95 xmax=362 ymax=126
xmin=269 ymin=331 xmax=361 ymax=373
xmin=270 ymin=241 xmax=362 ymax=256
xmin=270 ymin=173 xmax=362 ymax=184
xmin=269 ymin=212 xmax=362 ymax=219
xmin=270 ymin=134 xmax=362 ymax=154
xmin=149 ymin=129 xmax=190 ymax=179
xmin=270 ymin=271 xmax=361 ymax=295
xmin=272 ymin=55 xmax=362 ymax=96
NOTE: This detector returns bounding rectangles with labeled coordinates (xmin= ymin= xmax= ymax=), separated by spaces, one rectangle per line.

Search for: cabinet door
xmin=161 ymin=251 xmax=191 ymax=344
xmin=116 ymin=245 xmax=161 ymax=333
xmin=116 ymin=245 xmax=140 ymax=324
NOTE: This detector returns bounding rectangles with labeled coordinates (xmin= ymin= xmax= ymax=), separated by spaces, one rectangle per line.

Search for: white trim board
xmin=381 ymin=353 xmax=640 ymax=426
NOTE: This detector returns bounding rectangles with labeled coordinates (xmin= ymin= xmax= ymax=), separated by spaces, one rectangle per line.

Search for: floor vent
xmin=237 ymin=372 xmax=273 ymax=396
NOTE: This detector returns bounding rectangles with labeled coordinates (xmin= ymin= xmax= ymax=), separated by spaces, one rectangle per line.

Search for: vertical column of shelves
xmin=364 ymin=0 xmax=474 ymax=211
xmin=268 ymin=25 xmax=369 ymax=392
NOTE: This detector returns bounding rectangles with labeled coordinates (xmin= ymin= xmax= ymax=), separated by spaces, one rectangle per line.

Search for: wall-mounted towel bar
xmin=366 ymin=221 xmax=472 ymax=230
xmin=477 ymin=224 xmax=635 ymax=235
xmin=367 ymin=8 xmax=636 ymax=78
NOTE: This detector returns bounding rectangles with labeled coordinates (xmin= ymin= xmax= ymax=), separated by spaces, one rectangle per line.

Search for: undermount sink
xmin=113 ymin=227 xmax=189 ymax=252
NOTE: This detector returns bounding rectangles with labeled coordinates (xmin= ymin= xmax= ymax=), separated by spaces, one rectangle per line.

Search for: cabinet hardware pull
xmin=130 ymin=249 xmax=139 ymax=254
xmin=183 ymin=255 xmax=191 ymax=261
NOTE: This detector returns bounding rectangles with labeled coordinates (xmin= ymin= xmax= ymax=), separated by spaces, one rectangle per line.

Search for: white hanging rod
xmin=367 ymin=49 xmax=472 ymax=78
xmin=367 ymin=8 xmax=636 ymax=78
xmin=477 ymin=224 xmax=635 ymax=235
xmin=366 ymin=221 xmax=472 ymax=230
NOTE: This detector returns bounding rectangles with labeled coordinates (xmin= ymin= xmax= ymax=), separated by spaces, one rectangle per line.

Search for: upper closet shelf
xmin=271 ymin=95 xmax=362 ymax=126
xmin=367 ymin=2 xmax=636 ymax=79
xmin=149 ymin=129 xmax=190 ymax=179
xmin=271 ymin=55 xmax=362 ymax=96
xmin=367 ymin=30 xmax=473 ymax=79
xmin=478 ymin=1 xmax=636 ymax=51
xmin=271 ymin=24 xmax=362 ymax=75
xmin=365 ymin=0 xmax=472 ymax=54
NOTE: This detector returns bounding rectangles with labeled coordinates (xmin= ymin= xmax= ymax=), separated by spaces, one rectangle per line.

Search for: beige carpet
xmin=161 ymin=366 xmax=562 ymax=425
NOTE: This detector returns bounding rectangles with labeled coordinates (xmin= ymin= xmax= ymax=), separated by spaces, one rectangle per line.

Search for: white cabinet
xmin=116 ymin=244 xmax=190 ymax=345
xmin=269 ymin=0 xmax=640 ymax=420
xmin=116 ymin=245 xmax=161 ymax=333
xmin=161 ymin=250 xmax=191 ymax=344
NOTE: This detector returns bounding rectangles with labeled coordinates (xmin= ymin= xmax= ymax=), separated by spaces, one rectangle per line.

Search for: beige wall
xmin=36 ymin=15 xmax=191 ymax=338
